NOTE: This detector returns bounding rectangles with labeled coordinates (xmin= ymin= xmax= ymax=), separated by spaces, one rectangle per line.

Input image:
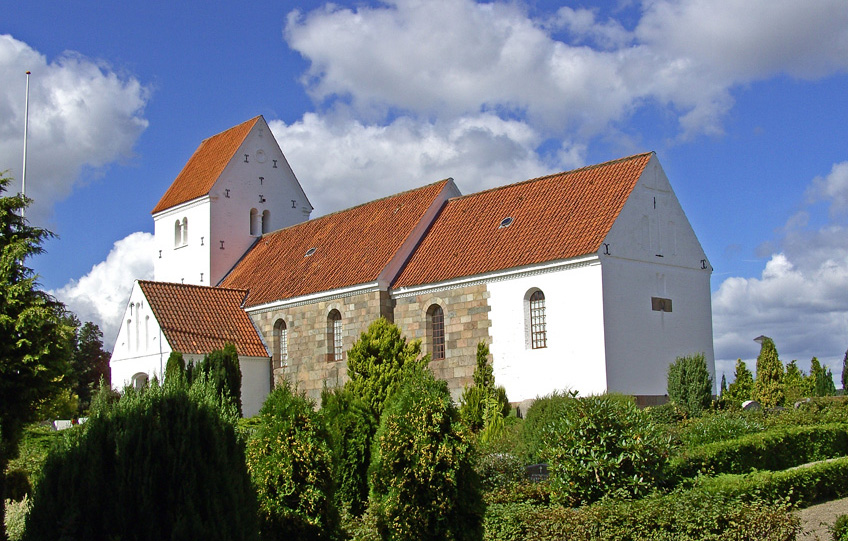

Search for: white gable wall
xmin=488 ymin=258 xmax=609 ymax=402
xmin=600 ymin=155 xmax=715 ymax=396
xmin=110 ymin=281 xmax=172 ymax=388
xmin=153 ymin=197 xmax=212 ymax=285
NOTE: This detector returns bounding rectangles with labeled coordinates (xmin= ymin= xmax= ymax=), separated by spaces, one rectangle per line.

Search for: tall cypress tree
xmin=725 ymin=359 xmax=754 ymax=405
xmin=753 ymin=337 xmax=783 ymax=407
xmin=842 ymin=349 xmax=847 ymax=393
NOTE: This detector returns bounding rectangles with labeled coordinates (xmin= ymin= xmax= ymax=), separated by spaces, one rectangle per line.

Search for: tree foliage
xmin=165 ymin=351 xmax=186 ymax=382
xmin=808 ymin=357 xmax=836 ymax=397
xmin=246 ymin=382 xmax=339 ymax=541
xmin=782 ymin=360 xmax=809 ymax=405
xmin=70 ymin=320 xmax=111 ymax=413
xmin=459 ymin=342 xmax=509 ymax=437
xmin=370 ymin=370 xmax=483 ymax=541
xmin=667 ymin=353 xmax=713 ymax=416
xmin=753 ymin=337 xmax=784 ymax=407
xmin=320 ymin=386 xmax=378 ymax=518
xmin=344 ymin=317 xmax=429 ymax=414
xmin=0 ymin=175 xmax=73 ymax=538
xmin=724 ymin=359 xmax=754 ymax=405
xmin=187 ymin=343 xmax=242 ymax=416
xmin=22 ymin=375 xmax=258 ymax=541
xmin=540 ymin=393 xmax=669 ymax=506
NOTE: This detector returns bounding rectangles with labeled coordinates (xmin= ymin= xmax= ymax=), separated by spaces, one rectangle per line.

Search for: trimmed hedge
xmin=668 ymin=423 xmax=848 ymax=481
xmin=695 ymin=456 xmax=848 ymax=507
xmin=483 ymin=489 xmax=799 ymax=541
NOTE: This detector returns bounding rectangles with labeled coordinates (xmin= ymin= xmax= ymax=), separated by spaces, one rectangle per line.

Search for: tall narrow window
xmin=181 ymin=217 xmax=188 ymax=245
xmin=274 ymin=319 xmax=288 ymax=369
xmin=262 ymin=210 xmax=271 ymax=234
xmin=529 ymin=290 xmax=547 ymax=349
xmin=174 ymin=220 xmax=181 ymax=247
xmin=328 ymin=310 xmax=343 ymax=361
xmin=249 ymin=208 xmax=260 ymax=236
xmin=427 ymin=304 xmax=445 ymax=360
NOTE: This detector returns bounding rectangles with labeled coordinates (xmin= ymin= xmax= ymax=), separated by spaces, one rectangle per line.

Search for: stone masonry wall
xmin=249 ymin=289 xmax=393 ymax=403
xmin=393 ymin=283 xmax=492 ymax=401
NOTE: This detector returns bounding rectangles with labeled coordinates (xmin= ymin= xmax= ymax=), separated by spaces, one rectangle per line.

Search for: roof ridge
xmin=448 ymin=151 xmax=654 ymax=202
xmin=259 ymin=177 xmax=452 ymax=239
xmin=197 ymin=116 xmax=262 ymax=144
xmin=139 ymin=280 xmax=248 ymax=296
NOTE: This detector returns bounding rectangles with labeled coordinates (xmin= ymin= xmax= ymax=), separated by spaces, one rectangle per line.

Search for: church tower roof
xmin=152 ymin=116 xmax=261 ymax=214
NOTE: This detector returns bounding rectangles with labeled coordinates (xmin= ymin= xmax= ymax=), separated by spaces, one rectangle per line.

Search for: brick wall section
xmin=393 ymin=283 xmax=492 ymax=401
xmin=249 ymin=289 xmax=393 ymax=402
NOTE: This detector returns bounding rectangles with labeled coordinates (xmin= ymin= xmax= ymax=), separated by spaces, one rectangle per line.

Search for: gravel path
xmin=797 ymin=497 xmax=848 ymax=540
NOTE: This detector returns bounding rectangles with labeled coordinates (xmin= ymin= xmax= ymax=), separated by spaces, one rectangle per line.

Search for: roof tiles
xmin=138 ymin=280 xmax=268 ymax=357
xmin=152 ymin=117 xmax=260 ymax=214
xmin=221 ymin=179 xmax=452 ymax=307
xmin=392 ymin=152 xmax=653 ymax=288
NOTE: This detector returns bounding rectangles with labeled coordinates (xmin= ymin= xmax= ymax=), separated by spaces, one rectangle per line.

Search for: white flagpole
xmin=22 ymin=70 xmax=31 ymax=218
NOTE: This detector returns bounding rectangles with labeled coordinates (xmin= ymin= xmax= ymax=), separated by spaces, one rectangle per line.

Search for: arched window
xmin=181 ymin=217 xmax=188 ymax=245
xmin=250 ymin=208 xmax=260 ymax=236
xmin=174 ymin=220 xmax=182 ymax=247
xmin=328 ymin=310 xmax=343 ymax=361
xmin=132 ymin=372 xmax=148 ymax=390
xmin=528 ymin=290 xmax=547 ymax=349
xmin=273 ymin=319 xmax=288 ymax=369
xmin=262 ymin=210 xmax=271 ymax=234
xmin=427 ymin=304 xmax=445 ymax=360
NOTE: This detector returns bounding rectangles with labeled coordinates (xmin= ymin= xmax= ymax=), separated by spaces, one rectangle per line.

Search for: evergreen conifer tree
xmin=753 ymin=337 xmax=784 ymax=407
xmin=720 ymin=373 xmax=727 ymax=395
xmin=666 ymin=353 xmax=712 ymax=416
xmin=725 ymin=359 xmax=754 ymax=405
xmin=782 ymin=360 xmax=807 ymax=404
xmin=808 ymin=357 xmax=836 ymax=396
xmin=842 ymin=349 xmax=848 ymax=393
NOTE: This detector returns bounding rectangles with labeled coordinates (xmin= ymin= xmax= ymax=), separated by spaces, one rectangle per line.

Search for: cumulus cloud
xmin=269 ymin=112 xmax=573 ymax=214
xmin=713 ymin=165 xmax=848 ymax=386
xmin=0 ymin=35 xmax=150 ymax=223
xmin=50 ymin=232 xmax=155 ymax=348
xmin=284 ymin=0 xmax=848 ymax=140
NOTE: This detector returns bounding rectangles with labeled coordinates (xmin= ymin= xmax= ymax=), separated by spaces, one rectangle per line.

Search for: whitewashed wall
xmin=153 ymin=117 xmax=312 ymax=287
xmin=110 ymin=281 xmax=171 ymax=389
xmin=487 ymin=259 xmax=608 ymax=402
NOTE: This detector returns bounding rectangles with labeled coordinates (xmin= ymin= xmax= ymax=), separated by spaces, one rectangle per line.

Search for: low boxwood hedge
xmin=668 ymin=423 xmax=848 ymax=481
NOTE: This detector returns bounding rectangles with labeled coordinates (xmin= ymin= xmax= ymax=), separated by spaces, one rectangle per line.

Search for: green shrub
xmin=482 ymin=488 xmax=800 ymax=541
xmin=370 ymin=370 xmax=483 ymax=541
xmin=668 ymin=423 xmax=848 ymax=481
xmin=4 ymin=495 xmax=30 ymax=541
xmin=165 ymin=351 xmax=186 ymax=381
xmin=539 ymin=393 xmax=670 ymax=506
xmin=459 ymin=342 xmax=510 ymax=434
xmin=832 ymin=514 xmax=848 ymax=541
xmin=187 ymin=343 xmax=243 ymax=416
xmin=677 ymin=410 xmax=764 ymax=447
xmin=520 ymin=390 xmax=576 ymax=464
xmin=667 ymin=353 xmax=713 ymax=416
xmin=345 ymin=318 xmax=429 ymax=415
xmin=22 ymin=376 xmax=258 ymax=541
xmin=644 ymin=402 xmax=686 ymax=426
xmin=320 ymin=386 xmax=378 ymax=517
xmin=694 ymin=456 xmax=848 ymax=507
xmin=475 ymin=452 xmax=526 ymax=493
xmin=247 ymin=382 xmax=338 ymax=541
xmin=753 ymin=337 xmax=784 ymax=407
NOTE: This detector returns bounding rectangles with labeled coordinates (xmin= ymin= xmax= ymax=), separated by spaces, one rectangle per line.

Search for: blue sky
xmin=2 ymin=0 xmax=847 ymax=385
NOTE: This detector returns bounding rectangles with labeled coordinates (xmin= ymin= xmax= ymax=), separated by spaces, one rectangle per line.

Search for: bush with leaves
xmin=165 ymin=350 xmax=186 ymax=382
xmin=520 ymin=390 xmax=577 ymax=464
xmin=667 ymin=353 xmax=713 ymax=416
xmin=370 ymin=370 xmax=483 ymax=541
xmin=22 ymin=375 xmax=258 ymax=541
xmin=345 ymin=318 xmax=429 ymax=415
xmin=809 ymin=357 xmax=837 ymax=397
xmin=459 ymin=342 xmax=510 ymax=438
xmin=187 ymin=343 xmax=243 ymax=415
xmin=320 ymin=386 xmax=378 ymax=518
xmin=246 ymin=382 xmax=338 ymax=541
xmin=676 ymin=410 xmax=764 ymax=447
xmin=723 ymin=358 xmax=755 ymax=406
xmin=753 ymin=337 xmax=784 ymax=407
xmin=539 ymin=393 xmax=670 ymax=506
xmin=833 ymin=514 xmax=848 ymax=541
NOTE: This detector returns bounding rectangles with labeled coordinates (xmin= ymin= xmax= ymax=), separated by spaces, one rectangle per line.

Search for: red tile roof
xmin=392 ymin=152 xmax=653 ymax=288
xmin=138 ymin=280 xmax=268 ymax=357
xmin=221 ymin=180 xmax=452 ymax=307
xmin=152 ymin=117 xmax=260 ymax=214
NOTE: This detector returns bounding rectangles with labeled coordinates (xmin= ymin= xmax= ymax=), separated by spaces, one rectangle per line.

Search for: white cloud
xmin=0 ymin=35 xmax=150 ymax=223
xmin=713 ymin=164 xmax=848 ymax=387
xmin=269 ymin=112 xmax=567 ymax=214
xmin=806 ymin=162 xmax=848 ymax=218
xmin=284 ymin=0 xmax=848 ymax=140
xmin=50 ymin=232 xmax=154 ymax=349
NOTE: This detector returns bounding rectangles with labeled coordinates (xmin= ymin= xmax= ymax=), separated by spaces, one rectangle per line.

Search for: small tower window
xmin=250 ymin=208 xmax=260 ymax=236
xmin=182 ymin=217 xmax=188 ymax=245
xmin=262 ymin=210 xmax=270 ymax=234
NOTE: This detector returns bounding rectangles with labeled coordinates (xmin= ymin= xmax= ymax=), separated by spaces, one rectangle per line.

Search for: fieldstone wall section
xmin=249 ymin=289 xmax=393 ymax=402
xmin=393 ymin=283 xmax=492 ymax=401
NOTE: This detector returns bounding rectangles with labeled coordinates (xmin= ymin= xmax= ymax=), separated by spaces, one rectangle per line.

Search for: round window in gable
xmin=499 ymin=217 xmax=514 ymax=229
xmin=304 ymin=247 xmax=317 ymax=257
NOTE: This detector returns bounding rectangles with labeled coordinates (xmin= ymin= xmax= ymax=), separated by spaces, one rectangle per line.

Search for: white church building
xmin=110 ymin=116 xmax=715 ymax=415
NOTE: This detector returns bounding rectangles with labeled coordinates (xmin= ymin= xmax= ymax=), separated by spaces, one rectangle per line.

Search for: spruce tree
xmin=753 ymin=337 xmax=784 ymax=407
xmin=808 ymin=357 xmax=836 ymax=397
xmin=725 ymin=359 xmax=754 ymax=405
xmin=720 ymin=373 xmax=727 ymax=395
xmin=782 ymin=360 xmax=807 ymax=404
xmin=666 ymin=353 xmax=712 ymax=416
xmin=842 ymin=349 xmax=848 ymax=393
